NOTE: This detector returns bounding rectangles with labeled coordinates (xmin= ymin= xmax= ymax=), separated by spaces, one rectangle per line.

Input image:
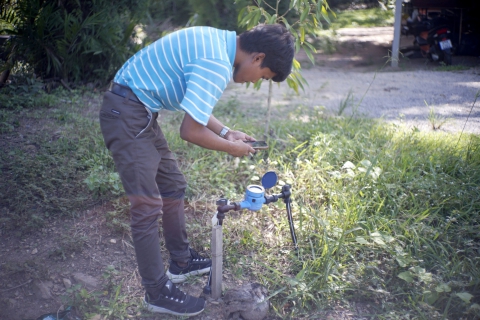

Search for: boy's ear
xmin=252 ymin=52 xmax=266 ymax=65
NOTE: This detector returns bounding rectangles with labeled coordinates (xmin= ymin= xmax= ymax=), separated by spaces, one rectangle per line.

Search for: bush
xmin=188 ymin=0 xmax=249 ymax=31
xmin=0 ymin=0 xmax=148 ymax=86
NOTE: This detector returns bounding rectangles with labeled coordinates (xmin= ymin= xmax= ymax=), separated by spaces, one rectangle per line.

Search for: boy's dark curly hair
xmin=239 ymin=24 xmax=295 ymax=82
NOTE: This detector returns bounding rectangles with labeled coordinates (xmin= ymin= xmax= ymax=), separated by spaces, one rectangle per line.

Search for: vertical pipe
xmin=211 ymin=225 xmax=223 ymax=299
xmin=391 ymin=0 xmax=403 ymax=68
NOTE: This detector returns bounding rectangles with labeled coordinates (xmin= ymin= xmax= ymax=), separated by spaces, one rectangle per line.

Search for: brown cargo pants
xmin=99 ymin=90 xmax=190 ymax=289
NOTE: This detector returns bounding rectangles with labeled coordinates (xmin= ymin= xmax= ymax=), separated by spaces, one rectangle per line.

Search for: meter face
xmin=247 ymin=185 xmax=264 ymax=194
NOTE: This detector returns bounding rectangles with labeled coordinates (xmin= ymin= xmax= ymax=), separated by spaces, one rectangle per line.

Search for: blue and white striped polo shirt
xmin=114 ymin=27 xmax=236 ymax=126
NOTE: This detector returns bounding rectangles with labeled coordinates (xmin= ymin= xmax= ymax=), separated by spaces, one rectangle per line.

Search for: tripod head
xmin=204 ymin=172 xmax=298 ymax=296
xmin=214 ymin=171 xmax=297 ymax=250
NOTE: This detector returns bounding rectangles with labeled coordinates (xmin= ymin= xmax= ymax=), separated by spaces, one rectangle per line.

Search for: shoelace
xmin=164 ymin=283 xmax=187 ymax=303
xmin=189 ymin=248 xmax=208 ymax=262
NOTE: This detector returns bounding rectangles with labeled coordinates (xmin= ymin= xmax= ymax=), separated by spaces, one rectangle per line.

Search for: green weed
xmin=435 ymin=64 xmax=470 ymax=72
xmin=427 ymin=103 xmax=449 ymax=130
xmin=338 ymin=89 xmax=354 ymax=116
xmin=49 ymin=234 xmax=87 ymax=261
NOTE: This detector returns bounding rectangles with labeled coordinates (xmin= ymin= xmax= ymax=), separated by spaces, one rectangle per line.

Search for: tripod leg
xmin=203 ymin=269 xmax=212 ymax=294
xmin=286 ymin=200 xmax=298 ymax=253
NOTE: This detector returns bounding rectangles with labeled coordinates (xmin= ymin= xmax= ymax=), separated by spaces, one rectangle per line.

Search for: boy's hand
xmin=225 ymin=129 xmax=255 ymax=142
xmin=228 ymin=139 xmax=256 ymax=157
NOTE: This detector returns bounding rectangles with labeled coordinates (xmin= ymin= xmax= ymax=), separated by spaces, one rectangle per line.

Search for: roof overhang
xmin=410 ymin=0 xmax=474 ymax=8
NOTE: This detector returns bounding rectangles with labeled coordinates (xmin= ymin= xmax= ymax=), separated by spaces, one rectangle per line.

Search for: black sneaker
xmin=144 ymin=280 xmax=205 ymax=316
xmin=166 ymin=248 xmax=212 ymax=283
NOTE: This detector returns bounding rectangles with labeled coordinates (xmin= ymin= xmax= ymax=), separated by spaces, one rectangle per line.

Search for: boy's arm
xmin=180 ymin=113 xmax=255 ymax=157
xmin=206 ymin=115 xmax=256 ymax=142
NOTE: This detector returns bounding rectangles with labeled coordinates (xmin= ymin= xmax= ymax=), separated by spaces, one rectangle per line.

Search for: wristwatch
xmin=219 ymin=126 xmax=230 ymax=138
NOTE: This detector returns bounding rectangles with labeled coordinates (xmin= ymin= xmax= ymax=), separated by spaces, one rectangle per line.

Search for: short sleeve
xmin=180 ymin=58 xmax=232 ymax=125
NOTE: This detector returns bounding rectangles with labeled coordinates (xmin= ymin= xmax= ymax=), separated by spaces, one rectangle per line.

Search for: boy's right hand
xmin=228 ymin=140 xmax=256 ymax=157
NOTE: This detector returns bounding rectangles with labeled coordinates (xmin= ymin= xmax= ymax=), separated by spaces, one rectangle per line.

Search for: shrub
xmin=0 ymin=0 xmax=148 ymax=86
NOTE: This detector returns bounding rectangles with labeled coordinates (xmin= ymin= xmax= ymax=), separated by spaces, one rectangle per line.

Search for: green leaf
xmin=412 ymin=266 xmax=425 ymax=274
xmin=395 ymin=255 xmax=409 ymax=267
xmin=435 ymin=283 xmax=451 ymax=293
xmin=237 ymin=7 xmax=247 ymax=24
xmin=303 ymin=41 xmax=317 ymax=53
xmin=294 ymin=37 xmax=301 ymax=53
xmin=398 ymin=271 xmax=414 ymax=283
xmin=303 ymin=46 xmax=314 ymax=65
xmin=321 ymin=6 xmax=331 ymax=24
xmin=251 ymin=9 xmax=262 ymax=29
xmin=263 ymin=10 xmax=271 ymax=22
xmin=355 ymin=237 xmax=369 ymax=245
xmin=253 ymin=79 xmax=263 ymax=90
xmin=456 ymin=292 xmax=473 ymax=303
xmin=423 ymin=291 xmax=439 ymax=305
xmin=370 ymin=232 xmax=386 ymax=246
xmin=281 ymin=17 xmax=291 ymax=31
xmin=300 ymin=6 xmax=309 ymax=23
xmin=417 ymin=271 xmax=432 ymax=283
xmin=269 ymin=14 xmax=278 ymax=24
xmin=292 ymin=58 xmax=301 ymax=69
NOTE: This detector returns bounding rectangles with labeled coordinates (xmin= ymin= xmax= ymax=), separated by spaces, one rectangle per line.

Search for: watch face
xmin=220 ymin=127 xmax=229 ymax=137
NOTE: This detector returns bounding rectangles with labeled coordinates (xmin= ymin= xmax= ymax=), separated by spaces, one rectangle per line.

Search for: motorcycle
xmin=403 ymin=13 xmax=454 ymax=65
xmin=415 ymin=24 xmax=453 ymax=65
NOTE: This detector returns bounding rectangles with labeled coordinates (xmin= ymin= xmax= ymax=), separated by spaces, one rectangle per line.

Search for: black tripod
xmin=203 ymin=182 xmax=298 ymax=298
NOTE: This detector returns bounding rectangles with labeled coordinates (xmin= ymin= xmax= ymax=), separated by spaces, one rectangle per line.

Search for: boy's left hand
xmin=225 ymin=130 xmax=255 ymax=142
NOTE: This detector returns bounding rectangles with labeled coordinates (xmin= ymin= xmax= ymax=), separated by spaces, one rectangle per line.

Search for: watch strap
xmin=219 ymin=126 xmax=230 ymax=138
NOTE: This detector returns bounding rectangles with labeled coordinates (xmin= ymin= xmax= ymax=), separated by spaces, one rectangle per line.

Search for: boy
xmin=99 ymin=23 xmax=294 ymax=316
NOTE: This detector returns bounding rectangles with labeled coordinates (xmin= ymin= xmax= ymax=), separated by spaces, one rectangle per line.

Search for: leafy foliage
xmin=0 ymin=0 xmax=148 ymax=85
xmin=147 ymin=0 xmax=192 ymax=27
xmin=189 ymin=0 xmax=249 ymax=31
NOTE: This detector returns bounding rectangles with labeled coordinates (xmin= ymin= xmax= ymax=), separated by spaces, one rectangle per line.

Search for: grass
xmin=329 ymin=7 xmax=395 ymax=30
xmin=1 ymin=83 xmax=479 ymax=319
xmin=427 ymin=104 xmax=450 ymax=130
xmin=435 ymin=64 xmax=471 ymax=72
xmin=0 ymin=84 xmax=117 ymax=233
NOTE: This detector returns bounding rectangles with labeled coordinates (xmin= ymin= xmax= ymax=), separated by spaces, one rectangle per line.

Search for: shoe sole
xmin=166 ymin=267 xmax=211 ymax=284
xmin=143 ymin=299 xmax=205 ymax=316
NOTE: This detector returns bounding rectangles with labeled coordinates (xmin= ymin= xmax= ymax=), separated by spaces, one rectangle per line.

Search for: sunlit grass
xmin=163 ymin=101 xmax=480 ymax=319
xmin=330 ymin=7 xmax=395 ymax=29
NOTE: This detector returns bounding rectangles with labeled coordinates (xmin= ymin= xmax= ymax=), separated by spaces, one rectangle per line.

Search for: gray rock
xmin=62 ymin=278 xmax=72 ymax=289
xmin=33 ymin=280 xmax=53 ymax=300
xmin=224 ymin=283 xmax=269 ymax=320
xmin=73 ymin=273 xmax=98 ymax=290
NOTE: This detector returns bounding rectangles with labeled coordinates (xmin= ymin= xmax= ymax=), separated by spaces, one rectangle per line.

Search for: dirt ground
xmin=1 ymin=27 xmax=480 ymax=320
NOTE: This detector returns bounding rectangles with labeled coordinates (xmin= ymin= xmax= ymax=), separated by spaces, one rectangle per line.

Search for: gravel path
xmin=223 ymin=27 xmax=480 ymax=135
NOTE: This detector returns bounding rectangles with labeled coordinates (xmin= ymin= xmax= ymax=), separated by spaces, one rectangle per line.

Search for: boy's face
xmin=233 ymin=52 xmax=276 ymax=84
